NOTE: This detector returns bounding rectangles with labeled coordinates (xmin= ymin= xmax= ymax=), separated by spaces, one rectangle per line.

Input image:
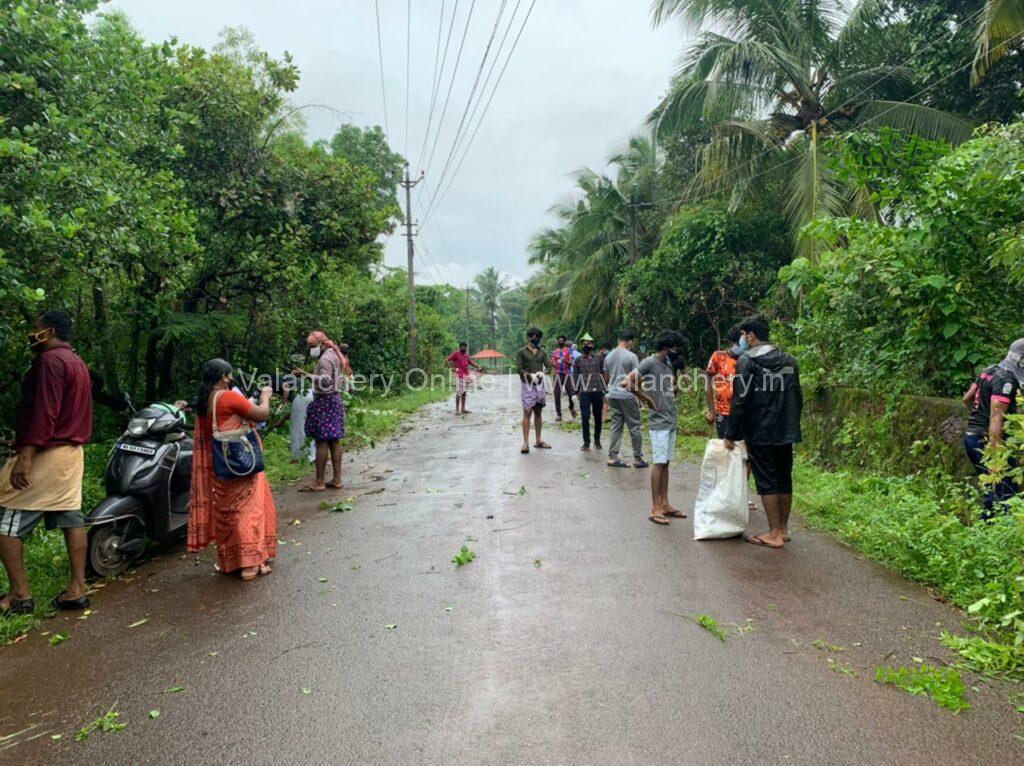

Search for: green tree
xmin=474 ymin=267 xmax=509 ymax=351
xmin=621 ymin=201 xmax=789 ymax=361
xmin=649 ymin=0 xmax=976 ymax=256
xmin=328 ymin=124 xmax=405 ymax=219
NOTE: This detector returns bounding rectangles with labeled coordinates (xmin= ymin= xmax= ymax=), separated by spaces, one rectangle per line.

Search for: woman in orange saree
xmin=188 ymin=359 xmax=277 ymax=581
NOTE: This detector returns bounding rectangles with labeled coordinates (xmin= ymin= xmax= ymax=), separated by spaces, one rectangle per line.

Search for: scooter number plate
xmin=116 ymin=442 xmax=156 ymax=456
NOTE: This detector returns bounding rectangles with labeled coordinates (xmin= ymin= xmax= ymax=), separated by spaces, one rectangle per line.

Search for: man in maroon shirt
xmin=0 ymin=312 xmax=93 ymax=615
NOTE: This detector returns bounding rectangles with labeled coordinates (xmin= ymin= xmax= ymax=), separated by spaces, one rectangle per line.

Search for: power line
xmin=373 ymin=0 xmax=390 ymax=137
xmin=416 ymin=0 xmax=455 ymax=172
xmin=421 ymin=0 xmax=536 ymax=226
xmin=422 ymin=0 xmax=478 ymax=181
xmin=425 ymin=0 xmax=510 ymax=202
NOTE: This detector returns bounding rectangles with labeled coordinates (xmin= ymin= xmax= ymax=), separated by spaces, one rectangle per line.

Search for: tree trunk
xmin=92 ymin=285 xmax=120 ymax=393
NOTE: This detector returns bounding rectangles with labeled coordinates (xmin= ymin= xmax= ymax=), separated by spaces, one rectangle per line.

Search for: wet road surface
xmin=2 ymin=376 xmax=1022 ymax=765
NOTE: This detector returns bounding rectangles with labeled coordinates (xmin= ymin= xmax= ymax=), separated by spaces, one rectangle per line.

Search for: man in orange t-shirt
xmin=703 ymin=326 xmax=743 ymax=438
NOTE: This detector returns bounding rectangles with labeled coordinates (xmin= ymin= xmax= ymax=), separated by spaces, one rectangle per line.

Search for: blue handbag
xmin=211 ymin=391 xmax=266 ymax=480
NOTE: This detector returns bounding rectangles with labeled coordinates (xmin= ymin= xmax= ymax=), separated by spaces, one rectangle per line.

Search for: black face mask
xmin=528 ymin=336 xmax=541 ymax=347
xmin=583 ymin=345 xmax=594 ymax=355
xmin=666 ymin=349 xmax=679 ymax=363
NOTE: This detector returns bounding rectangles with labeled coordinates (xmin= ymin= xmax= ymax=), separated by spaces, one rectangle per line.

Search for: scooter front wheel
xmin=88 ymin=523 xmax=138 ymax=578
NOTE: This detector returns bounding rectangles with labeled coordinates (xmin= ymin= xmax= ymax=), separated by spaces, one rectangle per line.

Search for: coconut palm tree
xmin=526 ymin=136 xmax=665 ymax=335
xmin=649 ymin=0 xmax=975 ymax=256
xmin=474 ymin=266 xmax=508 ymax=350
xmin=973 ymin=0 xmax=1024 ymax=83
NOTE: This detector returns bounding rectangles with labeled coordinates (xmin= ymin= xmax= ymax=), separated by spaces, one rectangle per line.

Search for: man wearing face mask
xmin=962 ymin=338 xmax=1024 ymax=515
xmin=0 ymin=312 xmax=93 ymax=615
xmin=626 ymin=329 xmax=686 ymax=525
xmin=292 ymin=331 xmax=351 ymax=492
xmin=572 ymin=333 xmax=607 ymax=451
xmin=551 ymin=335 xmax=576 ymax=422
xmin=703 ymin=326 xmax=744 ymax=438
xmin=724 ymin=315 xmax=803 ymax=549
xmin=516 ymin=327 xmax=552 ymax=454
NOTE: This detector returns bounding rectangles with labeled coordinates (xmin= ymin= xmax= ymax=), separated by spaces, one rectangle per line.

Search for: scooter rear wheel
xmin=88 ymin=523 xmax=136 ymax=578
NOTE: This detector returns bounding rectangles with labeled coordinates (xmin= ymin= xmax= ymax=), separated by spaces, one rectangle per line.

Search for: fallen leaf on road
xmin=518 ymin=485 xmax=527 ymax=496
xmin=159 ymin=686 xmax=185 ymax=694
xmin=49 ymin=631 xmax=70 ymax=646
xmin=301 ymin=688 xmax=312 ymax=695
xmin=534 ymin=559 xmax=542 ymax=568
xmin=318 ymin=577 xmax=329 ymax=583
xmin=148 ymin=710 xmax=160 ymax=719
xmin=289 ymin=519 xmax=302 ymax=526
xmin=50 ymin=734 xmax=61 ymax=741
xmin=350 ymin=564 xmax=361 ymax=571
xmin=444 ymin=607 xmax=452 ymax=612
xmin=127 ymin=618 xmax=149 ymax=628
xmin=385 ymin=624 xmax=397 ymax=630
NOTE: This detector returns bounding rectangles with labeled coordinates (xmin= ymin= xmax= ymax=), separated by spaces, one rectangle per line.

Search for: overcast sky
xmin=109 ymin=0 xmax=683 ymax=285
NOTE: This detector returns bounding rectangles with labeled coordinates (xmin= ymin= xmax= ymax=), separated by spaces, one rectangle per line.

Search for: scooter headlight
xmin=127 ymin=418 xmax=155 ymax=437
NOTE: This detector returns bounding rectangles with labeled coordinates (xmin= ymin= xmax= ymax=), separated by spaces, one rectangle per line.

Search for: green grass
xmin=0 ymin=385 xmax=448 ymax=645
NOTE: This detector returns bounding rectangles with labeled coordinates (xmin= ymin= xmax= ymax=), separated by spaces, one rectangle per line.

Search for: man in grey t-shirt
xmin=626 ymin=330 xmax=685 ymax=526
xmin=604 ymin=330 xmax=648 ymax=469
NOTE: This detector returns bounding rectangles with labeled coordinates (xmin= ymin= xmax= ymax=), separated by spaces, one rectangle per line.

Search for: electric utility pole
xmin=400 ymin=163 xmax=424 ymax=370
xmin=465 ymin=285 xmax=471 ymax=348
xmin=627 ymin=193 xmax=656 ymax=262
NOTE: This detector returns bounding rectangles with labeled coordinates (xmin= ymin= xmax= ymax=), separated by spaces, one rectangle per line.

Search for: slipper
xmin=52 ymin=591 xmax=90 ymax=611
xmin=325 ymin=482 xmax=344 ymax=490
xmin=239 ymin=568 xmax=259 ymax=582
xmin=581 ymin=445 xmax=590 ymax=452
xmin=0 ymin=594 xmax=35 ymax=616
xmin=534 ymin=442 xmax=552 ymax=449
xmin=607 ymin=460 xmax=628 ymax=468
xmin=648 ymin=515 xmax=670 ymax=526
xmin=746 ymin=534 xmax=784 ymax=549
xmin=258 ymin=563 xmax=273 ymax=576
xmin=521 ymin=445 xmax=530 ymax=454
xmin=298 ymin=485 xmax=326 ymax=493
xmin=662 ymin=510 xmax=687 ymax=518
xmin=632 ymin=460 xmax=650 ymax=469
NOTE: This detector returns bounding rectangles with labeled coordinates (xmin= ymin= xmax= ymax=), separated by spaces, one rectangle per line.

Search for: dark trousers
xmin=963 ymin=431 xmax=1018 ymax=516
xmin=580 ymin=391 xmax=604 ymax=447
xmin=554 ymin=373 xmax=575 ymax=417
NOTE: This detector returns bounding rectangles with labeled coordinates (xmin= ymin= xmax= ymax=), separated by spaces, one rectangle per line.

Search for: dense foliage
xmin=782 ymin=125 xmax=1024 ymax=396
xmin=621 ymin=202 xmax=789 ymax=362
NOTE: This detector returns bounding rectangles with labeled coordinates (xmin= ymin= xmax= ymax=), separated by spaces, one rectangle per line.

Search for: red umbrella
xmin=471 ymin=349 xmax=505 ymax=359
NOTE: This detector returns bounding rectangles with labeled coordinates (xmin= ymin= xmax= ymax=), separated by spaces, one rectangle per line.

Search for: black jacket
xmin=725 ymin=345 xmax=803 ymax=445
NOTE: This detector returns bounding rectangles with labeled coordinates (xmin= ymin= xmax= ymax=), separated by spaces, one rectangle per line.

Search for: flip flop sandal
xmin=607 ymin=460 xmax=628 ymax=468
xmin=662 ymin=510 xmax=687 ymax=518
xmin=51 ymin=591 xmax=90 ymax=611
xmin=0 ymin=594 xmax=35 ymax=616
xmin=648 ymin=515 xmax=670 ymax=526
xmin=632 ymin=461 xmax=650 ymax=468
xmin=239 ymin=569 xmax=259 ymax=582
xmin=298 ymin=485 xmax=326 ymax=493
xmin=746 ymin=535 xmax=783 ymax=548
xmin=581 ymin=445 xmax=591 ymax=452
xmin=534 ymin=442 xmax=552 ymax=449
xmin=325 ymin=482 xmax=344 ymax=490
xmin=520 ymin=445 xmax=530 ymax=454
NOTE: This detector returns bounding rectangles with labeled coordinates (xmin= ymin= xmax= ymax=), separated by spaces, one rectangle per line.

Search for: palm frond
xmin=973 ymin=0 xmax=1024 ymax=85
xmin=853 ymin=101 xmax=977 ymax=145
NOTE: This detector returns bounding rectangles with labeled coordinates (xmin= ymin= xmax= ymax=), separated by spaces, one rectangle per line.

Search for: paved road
xmin=2 ymin=376 xmax=1022 ymax=765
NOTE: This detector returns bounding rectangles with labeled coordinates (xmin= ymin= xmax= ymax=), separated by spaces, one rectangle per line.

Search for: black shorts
xmin=715 ymin=414 xmax=730 ymax=439
xmin=747 ymin=443 xmax=794 ymax=496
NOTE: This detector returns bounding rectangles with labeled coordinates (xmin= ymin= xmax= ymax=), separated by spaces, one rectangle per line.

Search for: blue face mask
xmin=738 ymin=336 xmax=749 ymax=352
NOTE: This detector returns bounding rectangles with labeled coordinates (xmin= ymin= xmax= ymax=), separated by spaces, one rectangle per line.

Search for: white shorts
xmin=650 ymin=428 xmax=677 ymax=465
xmin=456 ymin=376 xmax=469 ymax=394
